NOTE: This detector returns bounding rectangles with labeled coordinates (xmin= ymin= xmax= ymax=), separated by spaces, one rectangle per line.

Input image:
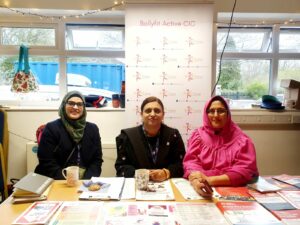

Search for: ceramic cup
xmin=62 ymin=166 xmax=79 ymax=187
xmin=135 ymin=169 xmax=149 ymax=190
xmin=112 ymin=94 xmax=120 ymax=108
xmin=119 ymin=93 xmax=125 ymax=108
xmin=285 ymin=99 xmax=296 ymax=109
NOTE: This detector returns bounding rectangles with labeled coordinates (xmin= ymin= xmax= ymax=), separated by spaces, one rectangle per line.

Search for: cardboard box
xmin=280 ymin=79 xmax=300 ymax=109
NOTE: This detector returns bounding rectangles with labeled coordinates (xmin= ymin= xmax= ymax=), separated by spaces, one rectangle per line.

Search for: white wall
xmin=242 ymin=127 xmax=300 ymax=176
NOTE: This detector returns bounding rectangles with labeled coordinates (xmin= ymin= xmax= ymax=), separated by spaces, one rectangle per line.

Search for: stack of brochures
xmin=273 ymin=174 xmax=300 ymax=189
xmin=247 ymin=176 xmax=282 ymax=193
xmin=11 ymin=172 xmax=54 ymax=204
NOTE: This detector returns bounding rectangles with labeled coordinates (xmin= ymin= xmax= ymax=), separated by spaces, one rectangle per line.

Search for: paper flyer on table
xmin=101 ymin=202 xmax=177 ymax=225
xmin=171 ymin=178 xmax=205 ymax=200
xmin=248 ymin=189 xmax=296 ymax=211
xmin=278 ymin=190 xmax=300 ymax=209
xmin=272 ymin=209 xmax=300 ymax=225
xmin=48 ymin=201 xmax=229 ymax=225
xmin=216 ymin=201 xmax=283 ymax=225
xmin=135 ymin=180 xmax=175 ymax=201
xmin=174 ymin=203 xmax=230 ymax=225
xmin=247 ymin=176 xmax=282 ymax=193
xmin=48 ymin=201 xmax=103 ymax=225
xmin=120 ymin=178 xmax=135 ymax=200
xmin=12 ymin=201 xmax=62 ymax=225
xmin=273 ymin=174 xmax=300 ymax=189
xmin=79 ymin=177 xmax=125 ymax=200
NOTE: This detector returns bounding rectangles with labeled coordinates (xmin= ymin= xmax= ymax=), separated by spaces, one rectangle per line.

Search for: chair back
xmin=0 ymin=109 xmax=8 ymax=169
xmin=0 ymin=111 xmax=3 ymax=144
xmin=0 ymin=144 xmax=8 ymax=200
xmin=0 ymin=109 xmax=8 ymax=201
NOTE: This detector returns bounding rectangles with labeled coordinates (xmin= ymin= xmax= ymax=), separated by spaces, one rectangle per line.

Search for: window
xmin=216 ymin=59 xmax=270 ymax=108
xmin=216 ymin=25 xmax=300 ymax=108
xmin=278 ymin=60 xmax=300 ymax=94
xmin=1 ymin=26 xmax=56 ymax=46
xmin=0 ymin=56 xmax=60 ymax=102
xmin=0 ymin=22 xmax=125 ymax=107
xmin=66 ymin=24 xmax=124 ymax=50
xmin=65 ymin=57 xmax=125 ymax=95
xmin=217 ymin=27 xmax=272 ymax=53
xmin=279 ymin=28 xmax=300 ymax=52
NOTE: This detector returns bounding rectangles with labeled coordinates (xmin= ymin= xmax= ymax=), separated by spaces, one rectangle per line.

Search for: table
xmin=0 ymin=180 xmax=202 ymax=225
xmin=0 ymin=181 xmax=79 ymax=225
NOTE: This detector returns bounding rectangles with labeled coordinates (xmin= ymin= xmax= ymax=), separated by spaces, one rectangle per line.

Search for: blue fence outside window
xmin=14 ymin=62 xmax=125 ymax=93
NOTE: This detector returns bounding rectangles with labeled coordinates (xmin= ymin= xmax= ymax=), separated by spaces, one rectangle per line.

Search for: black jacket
xmin=35 ymin=119 xmax=103 ymax=179
xmin=115 ymin=124 xmax=185 ymax=178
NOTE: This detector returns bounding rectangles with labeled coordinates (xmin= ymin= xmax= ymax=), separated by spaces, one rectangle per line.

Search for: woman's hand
xmin=149 ymin=169 xmax=170 ymax=182
xmin=188 ymin=171 xmax=213 ymax=198
xmin=188 ymin=171 xmax=205 ymax=181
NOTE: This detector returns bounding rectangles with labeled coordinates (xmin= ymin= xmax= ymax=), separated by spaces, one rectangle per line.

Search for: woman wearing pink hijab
xmin=183 ymin=95 xmax=259 ymax=197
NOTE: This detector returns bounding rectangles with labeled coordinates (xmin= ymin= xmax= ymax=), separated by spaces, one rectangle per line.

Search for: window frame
xmin=65 ymin=24 xmax=125 ymax=50
xmin=215 ymin=24 xmax=300 ymax=103
xmin=0 ymin=22 xmax=59 ymax=50
xmin=279 ymin=27 xmax=300 ymax=53
xmin=0 ymin=19 xmax=125 ymax=106
xmin=217 ymin=27 xmax=273 ymax=53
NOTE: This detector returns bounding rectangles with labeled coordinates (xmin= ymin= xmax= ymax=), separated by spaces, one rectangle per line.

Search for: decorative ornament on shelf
xmin=11 ymin=45 xmax=39 ymax=93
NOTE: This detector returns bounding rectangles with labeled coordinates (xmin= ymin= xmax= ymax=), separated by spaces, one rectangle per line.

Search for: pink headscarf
xmin=183 ymin=96 xmax=259 ymax=186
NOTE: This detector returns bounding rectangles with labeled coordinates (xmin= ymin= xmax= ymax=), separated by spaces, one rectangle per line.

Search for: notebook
xmin=13 ymin=172 xmax=54 ymax=196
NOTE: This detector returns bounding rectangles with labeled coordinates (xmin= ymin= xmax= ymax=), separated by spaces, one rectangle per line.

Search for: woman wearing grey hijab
xmin=35 ymin=91 xmax=103 ymax=179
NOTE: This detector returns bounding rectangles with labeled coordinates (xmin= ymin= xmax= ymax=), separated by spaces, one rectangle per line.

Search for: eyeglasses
xmin=66 ymin=101 xmax=84 ymax=108
xmin=144 ymin=108 xmax=162 ymax=114
xmin=207 ymin=108 xmax=227 ymax=115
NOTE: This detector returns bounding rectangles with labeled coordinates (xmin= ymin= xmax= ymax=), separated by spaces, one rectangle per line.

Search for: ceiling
xmin=2 ymin=0 xmax=300 ymax=12
xmin=0 ymin=0 xmax=124 ymax=10
xmin=0 ymin=0 xmax=300 ymax=23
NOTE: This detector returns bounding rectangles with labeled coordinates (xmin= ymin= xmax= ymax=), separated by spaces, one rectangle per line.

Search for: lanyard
xmin=76 ymin=144 xmax=81 ymax=166
xmin=142 ymin=126 xmax=160 ymax=163
xmin=64 ymin=143 xmax=81 ymax=168
xmin=65 ymin=144 xmax=81 ymax=167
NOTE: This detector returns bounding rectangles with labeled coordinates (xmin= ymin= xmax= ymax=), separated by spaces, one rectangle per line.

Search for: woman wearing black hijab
xmin=35 ymin=91 xmax=103 ymax=179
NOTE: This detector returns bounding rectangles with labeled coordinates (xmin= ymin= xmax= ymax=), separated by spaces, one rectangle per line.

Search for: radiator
xmin=26 ymin=142 xmax=117 ymax=177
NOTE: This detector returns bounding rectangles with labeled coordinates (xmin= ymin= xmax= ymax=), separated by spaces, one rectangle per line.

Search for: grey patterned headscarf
xmin=58 ymin=91 xmax=86 ymax=143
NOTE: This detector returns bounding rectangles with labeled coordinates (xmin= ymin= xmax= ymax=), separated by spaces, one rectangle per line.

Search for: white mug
xmin=62 ymin=166 xmax=79 ymax=187
xmin=285 ymin=99 xmax=296 ymax=109
xmin=135 ymin=169 xmax=149 ymax=191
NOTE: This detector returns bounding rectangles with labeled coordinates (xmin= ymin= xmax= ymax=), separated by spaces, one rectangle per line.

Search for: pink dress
xmin=183 ymin=96 xmax=259 ymax=186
